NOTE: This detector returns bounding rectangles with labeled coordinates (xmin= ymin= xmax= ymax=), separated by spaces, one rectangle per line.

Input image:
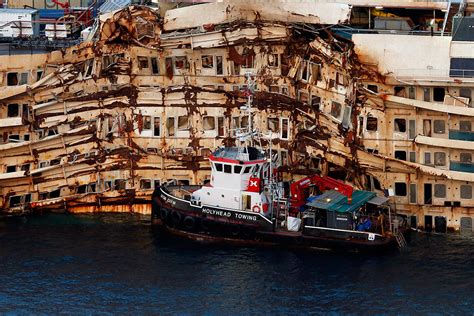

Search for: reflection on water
xmin=0 ymin=213 xmax=473 ymax=314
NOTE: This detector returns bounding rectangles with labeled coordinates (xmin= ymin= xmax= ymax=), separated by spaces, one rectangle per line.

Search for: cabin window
xmin=434 ymin=152 xmax=446 ymax=166
xmin=367 ymin=84 xmax=378 ymax=93
xmin=394 ymin=151 xmax=407 ymax=161
xmin=154 ymin=180 xmax=161 ymax=188
xmin=268 ymin=53 xmax=280 ymax=67
xmin=330 ymin=101 xmax=342 ymax=119
xmin=460 ymin=153 xmax=472 ymax=163
xmin=140 ymin=179 xmax=152 ymax=189
xmin=409 ymin=183 xmax=417 ymax=204
xmin=216 ymin=56 xmax=223 ymax=75
xmin=138 ymin=56 xmax=149 ymax=69
xmin=281 ymin=86 xmax=289 ymax=95
xmin=395 ymin=182 xmax=407 ymax=196
xmin=433 ymin=120 xmax=445 ymax=134
xmin=88 ymin=183 xmax=97 ymax=193
xmin=434 ymin=184 xmax=446 ymax=198
xmin=459 ymin=121 xmax=471 ymax=132
xmin=50 ymin=158 xmax=60 ymax=166
xmin=215 ymin=163 xmax=223 ymax=172
xmin=460 ymin=88 xmax=472 ymax=106
xmin=408 ymin=120 xmax=416 ymax=140
xmin=311 ymin=96 xmax=321 ymax=111
xmin=408 ymin=86 xmax=416 ymax=99
xmin=433 ymin=87 xmax=445 ymax=102
xmin=174 ymin=56 xmax=188 ymax=70
xmin=153 ymin=117 xmax=161 ymax=136
xmin=281 ymin=118 xmax=289 ymax=139
xmin=268 ymin=118 xmax=279 ymax=133
xmin=143 ymin=116 xmax=151 ymax=130
xmin=177 ymin=116 xmax=188 ymax=131
xmin=8 ymin=135 xmax=20 ymax=142
xmin=201 ymin=55 xmax=213 ymax=68
xmin=83 ymin=59 xmax=94 ymax=78
xmin=424 ymin=152 xmax=432 ymax=165
xmin=234 ymin=165 xmax=243 ymax=174
xmin=298 ymin=91 xmax=309 ymax=104
xmin=270 ymin=85 xmax=279 ymax=93
xmin=243 ymin=166 xmax=252 ymax=173
xmin=336 ymin=72 xmax=346 ymax=86
xmin=217 ymin=117 xmax=225 ymax=136
xmin=241 ymin=116 xmax=249 ymax=128
xmin=76 ymin=185 xmax=87 ymax=194
xmin=241 ymin=48 xmax=255 ymax=68
xmin=9 ymin=195 xmax=22 ymax=207
xmin=150 ymin=58 xmax=159 ymax=74
xmin=23 ymin=134 xmax=30 ymax=141
xmin=394 ymin=119 xmax=407 ymax=133
xmin=115 ymin=179 xmax=126 ymax=190
xmin=6 ymin=165 xmax=16 ymax=173
xmin=409 ymin=151 xmax=416 ymax=163
xmin=394 ymin=86 xmax=406 ymax=97
xmin=167 ymin=117 xmax=175 ymax=136
xmin=366 ymin=116 xmax=378 ymax=131
xmin=423 ymin=88 xmax=430 ymax=102
xmin=7 ymin=72 xmax=18 ymax=85
xmin=224 ymin=164 xmax=232 ymax=174
xmin=461 ymin=185 xmax=472 ymax=199
xmin=203 ymin=116 xmax=215 ymax=131
xmin=7 ymin=104 xmax=19 ymax=117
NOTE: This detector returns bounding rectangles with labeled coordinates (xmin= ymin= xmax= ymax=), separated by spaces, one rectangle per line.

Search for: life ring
xmin=183 ymin=216 xmax=195 ymax=230
xmin=171 ymin=210 xmax=182 ymax=226
xmin=252 ymin=205 xmax=261 ymax=213
xmin=201 ymin=218 xmax=212 ymax=231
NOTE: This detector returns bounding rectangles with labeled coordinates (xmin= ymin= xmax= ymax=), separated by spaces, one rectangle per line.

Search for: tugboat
xmin=151 ymin=75 xmax=408 ymax=252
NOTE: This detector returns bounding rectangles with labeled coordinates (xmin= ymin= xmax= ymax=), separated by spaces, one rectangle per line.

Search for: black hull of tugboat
xmin=152 ymin=186 xmax=399 ymax=253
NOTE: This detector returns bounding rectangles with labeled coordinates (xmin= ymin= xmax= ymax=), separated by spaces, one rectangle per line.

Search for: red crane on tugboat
xmin=289 ymin=174 xmax=354 ymax=212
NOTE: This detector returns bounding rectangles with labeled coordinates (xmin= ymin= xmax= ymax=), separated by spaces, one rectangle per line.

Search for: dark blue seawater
xmin=1 ymin=213 xmax=473 ymax=315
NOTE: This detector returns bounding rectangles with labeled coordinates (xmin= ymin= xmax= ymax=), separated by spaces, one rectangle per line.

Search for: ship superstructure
xmin=0 ymin=0 xmax=473 ymax=234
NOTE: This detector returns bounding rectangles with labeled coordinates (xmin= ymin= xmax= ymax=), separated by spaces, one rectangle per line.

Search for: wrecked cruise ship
xmin=1 ymin=0 xmax=474 ymax=234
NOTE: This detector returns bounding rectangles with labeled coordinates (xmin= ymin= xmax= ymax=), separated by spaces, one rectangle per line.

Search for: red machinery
xmin=290 ymin=174 xmax=354 ymax=211
xmin=51 ymin=0 xmax=71 ymax=15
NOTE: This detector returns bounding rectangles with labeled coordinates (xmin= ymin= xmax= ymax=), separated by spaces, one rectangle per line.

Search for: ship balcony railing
xmin=450 ymin=161 xmax=474 ymax=173
xmin=449 ymin=130 xmax=474 ymax=141
xmin=393 ymin=68 xmax=474 ymax=81
xmin=331 ymin=26 xmax=452 ymax=38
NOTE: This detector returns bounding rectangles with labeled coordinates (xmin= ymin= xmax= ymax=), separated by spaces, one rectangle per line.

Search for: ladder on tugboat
xmin=394 ymin=231 xmax=407 ymax=249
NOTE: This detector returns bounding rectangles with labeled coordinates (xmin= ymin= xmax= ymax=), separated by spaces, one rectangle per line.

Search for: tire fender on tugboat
xmin=160 ymin=208 xmax=169 ymax=221
xmin=183 ymin=216 xmax=195 ymax=230
xmin=171 ymin=210 xmax=182 ymax=226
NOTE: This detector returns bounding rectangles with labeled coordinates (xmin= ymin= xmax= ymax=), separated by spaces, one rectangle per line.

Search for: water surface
xmin=0 ymin=213 xmax=473 ymax=314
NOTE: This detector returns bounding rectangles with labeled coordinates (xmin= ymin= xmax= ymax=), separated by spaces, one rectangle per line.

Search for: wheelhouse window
xmin=224 ymin=164 xmax=232 ymax=174
xmin=243 ymin=166 xmax=252 ymax=173
xmin=241 ymin=48 xmax=255 ymax=69
xmin=150 ymin=57 xmax=159 ymax=74
xmin=281 ymin=118 xmax=289 ymax=140
xmin=174 ymin=56 xmax=188 ymax=70
xmin=167 ymin=117 xmax=175 ymax=136
xmin=234 ymin=165 xmax=243 ymax=173
xmin=201 ymin=55 xmax=214 ymax=68
xmin=395 ymin=151 xmax=407 ymax=161
xmin=215 ymin=163 xmax=223 ymax=172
